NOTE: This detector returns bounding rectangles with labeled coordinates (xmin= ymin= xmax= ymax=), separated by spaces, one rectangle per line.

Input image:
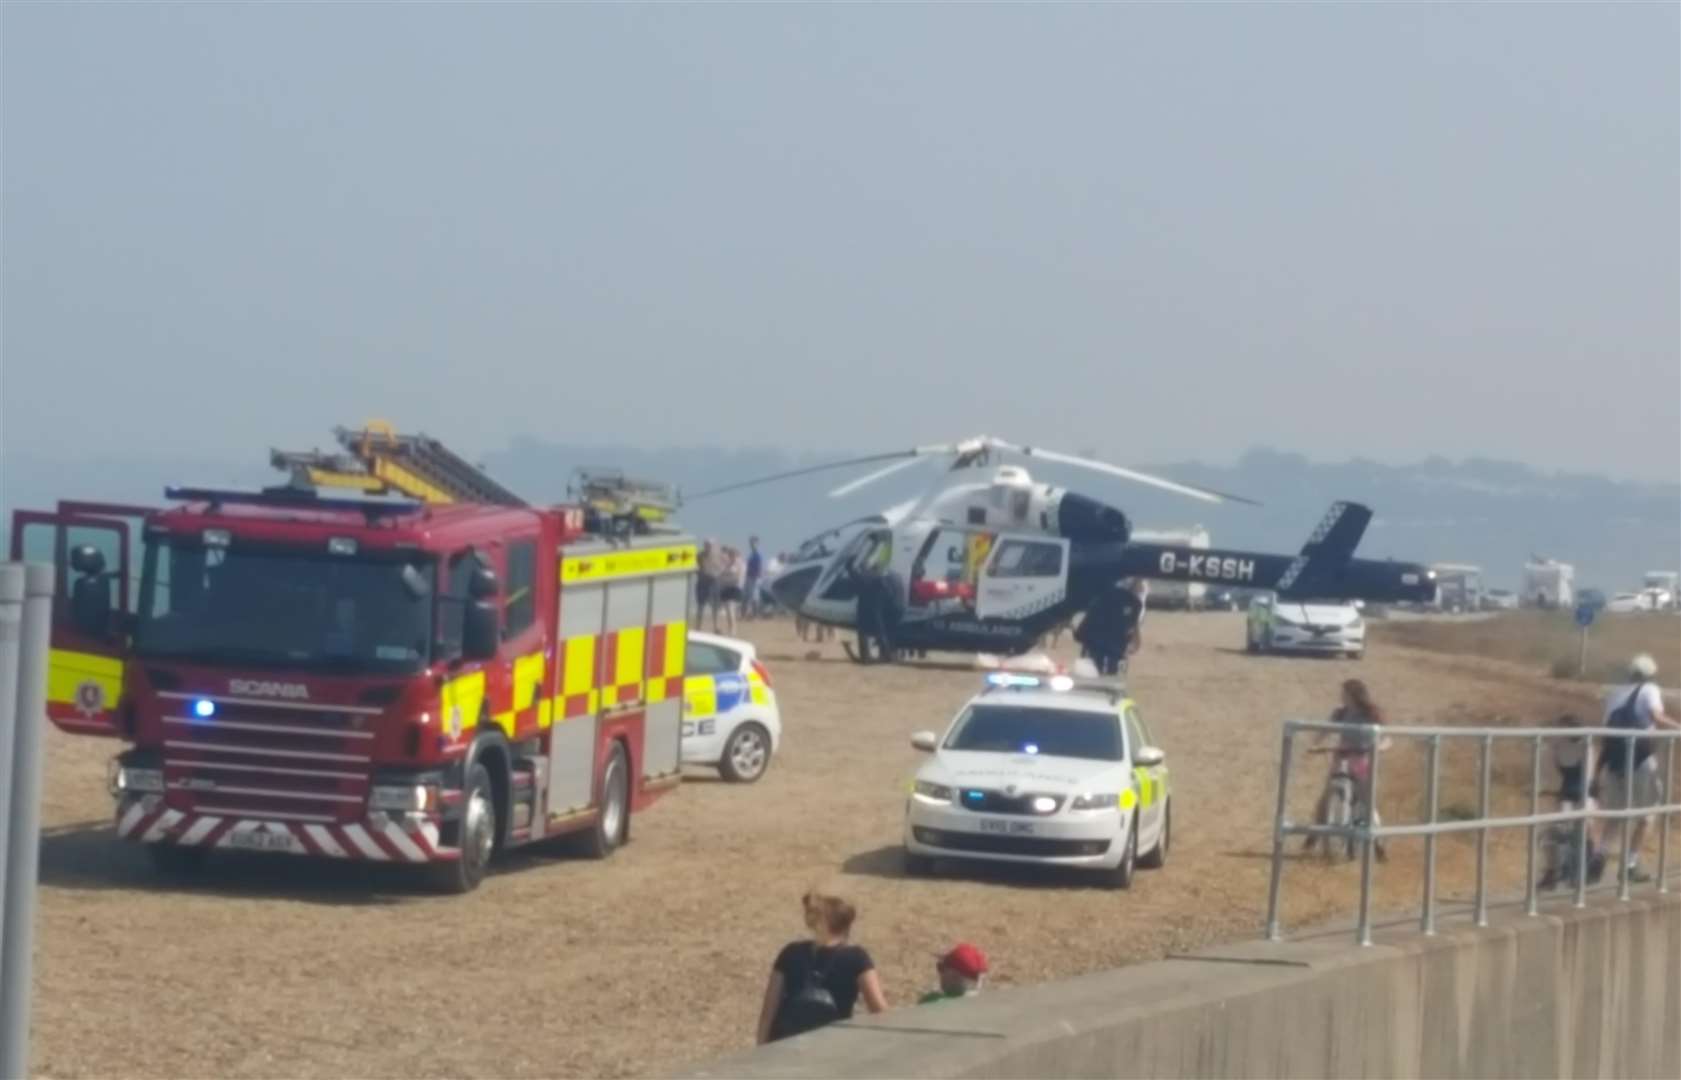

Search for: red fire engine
xmin=8 ymin=424 xmax=696 ymax=892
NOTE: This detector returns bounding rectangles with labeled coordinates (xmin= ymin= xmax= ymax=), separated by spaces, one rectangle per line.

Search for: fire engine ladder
xmin=570 ymin=468 xmax=678 ymax=533
xmin=270 ymin=420 xmax=528 ymax=507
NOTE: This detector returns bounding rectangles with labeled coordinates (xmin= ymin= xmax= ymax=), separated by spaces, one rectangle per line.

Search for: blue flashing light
xmin=1022 ymin=743 xmax=1039 ymax=755
xmin=985 ymin=672 xmax=1042 ymax=689
xmin=192 ymin=699 xmax=216 ymax=719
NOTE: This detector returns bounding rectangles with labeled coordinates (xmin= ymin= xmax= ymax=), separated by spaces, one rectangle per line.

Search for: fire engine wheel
xmin=433 ymin=762 xmax=495 ymax=894
xmin=719 ymin=723 xmax=771 ymax=783
xmin=582 ymin=743 xmax=629 ymax=860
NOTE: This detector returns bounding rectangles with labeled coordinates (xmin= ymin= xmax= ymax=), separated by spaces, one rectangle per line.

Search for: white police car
xmin=903 ymin=673 xmax=1170 ymax=888
xmin=1246 ymin=595 xmax=1365 ymax=659
xmin=682 ymin=631 xmax=781 ymax=782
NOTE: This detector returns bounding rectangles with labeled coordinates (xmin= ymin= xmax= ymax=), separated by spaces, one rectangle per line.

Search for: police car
xmin=682 ymin=631 xmax=782 ymax=782
xmin=1246 ymin=594 xmax=1365 ymax=659
xmin=903 ymin=673 xmax=1170 ymax=888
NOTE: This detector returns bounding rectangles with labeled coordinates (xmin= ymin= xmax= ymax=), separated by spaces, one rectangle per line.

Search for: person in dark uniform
xmin=1074 ymin=579 xmax=1143 ymax=676
xmin=847 ymin=554 xmax=894 ymax=664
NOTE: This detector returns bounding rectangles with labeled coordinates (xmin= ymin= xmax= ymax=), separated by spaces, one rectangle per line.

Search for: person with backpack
xmin=756 ymin=892 xmax=888 ymax=1044
xmin=1596 ymin=653 xmax=1679 ymax=884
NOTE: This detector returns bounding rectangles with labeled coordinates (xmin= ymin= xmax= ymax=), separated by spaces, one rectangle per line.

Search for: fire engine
xmin=9 ymin=423 xmax=696 ymax=892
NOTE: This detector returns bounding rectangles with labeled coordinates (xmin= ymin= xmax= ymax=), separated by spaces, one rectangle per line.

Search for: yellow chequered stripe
xmin=440 ymin=670 xmax=487 ymax=738
xmin=557 ymin=634 xmax=599 ymax=720
xmin=493 ymin=651 xmax=546 ymax=735
xmin=685 ymin=675 xmax=717 ymax=720
xmin=602 ymin=627 xmax=645 ymax=708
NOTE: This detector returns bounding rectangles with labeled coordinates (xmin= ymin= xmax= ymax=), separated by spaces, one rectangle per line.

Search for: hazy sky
xmin=5 ymin=4 xmax=1677 ymax=481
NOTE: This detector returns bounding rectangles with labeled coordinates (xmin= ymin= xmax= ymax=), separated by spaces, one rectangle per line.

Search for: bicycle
xmin=1304 ymin=741 xmax=1390 ymax=863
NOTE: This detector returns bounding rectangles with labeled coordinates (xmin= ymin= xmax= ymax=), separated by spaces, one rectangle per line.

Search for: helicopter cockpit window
xmin=793 ymin=517 xmax=885 ymax=564
xmin=989 ymin=539 xmax=1063 ymax=578
xmin=818 ymin=528 xmax=893 ymax=601
xmin=794 ymin=530 xmax=841 ymax=562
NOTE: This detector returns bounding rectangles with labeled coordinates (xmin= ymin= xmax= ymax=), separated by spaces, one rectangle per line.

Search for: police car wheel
xmin=1108 ymin=815 xmax=1138 ymax=889
xmin=903 ymin=849 xmax=935 ymax=876
xmin=720 ymin=723 xmax=771 ymax=783
xmin=147 ymin=844 xmax=210 ymax=876
xmin=1139 ymin=800 xmax=1169 ymax=869
xmin=582 ymin=743 xmax=630 ymax=859
xmin=432 ymin=762 xmax=494 ymax=894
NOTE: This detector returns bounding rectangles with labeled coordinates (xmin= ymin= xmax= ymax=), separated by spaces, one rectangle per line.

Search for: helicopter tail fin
xmin=1275 ymin=502 xmax=1373 ymax=597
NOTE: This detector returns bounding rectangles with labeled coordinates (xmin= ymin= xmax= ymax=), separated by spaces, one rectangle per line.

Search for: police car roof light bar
xmin=982 ymin=672 xmax=1126 ymax=701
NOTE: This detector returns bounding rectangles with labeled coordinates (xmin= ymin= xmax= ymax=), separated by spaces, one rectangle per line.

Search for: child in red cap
xmin=918 ymin=943 xmax=988 ymax=1004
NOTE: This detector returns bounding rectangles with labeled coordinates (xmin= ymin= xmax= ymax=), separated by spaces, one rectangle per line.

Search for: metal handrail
xmin=1264 ymin=720 xmax=1680 ymax=946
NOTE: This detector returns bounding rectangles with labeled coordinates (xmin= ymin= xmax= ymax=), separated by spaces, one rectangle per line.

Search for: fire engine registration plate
xmin=226 ymin=829 xmax=301 ymax=853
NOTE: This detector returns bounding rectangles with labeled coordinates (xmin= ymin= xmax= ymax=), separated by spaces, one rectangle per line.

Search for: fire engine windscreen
xmin=134 ymin=537 xmax=435 ymax=675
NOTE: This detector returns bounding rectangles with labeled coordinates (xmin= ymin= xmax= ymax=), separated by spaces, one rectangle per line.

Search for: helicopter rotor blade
xmin=828 ymin=455 xmax=930 ymax=497
xmin=685 ymin=449 xmax=922 ymax=500
xmin=1000 ymin=443 xmax=1261 ymax=506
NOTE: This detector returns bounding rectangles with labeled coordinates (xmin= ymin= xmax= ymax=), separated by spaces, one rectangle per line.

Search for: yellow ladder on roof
xmin=270 ymin=420 xmax=526 ymax=506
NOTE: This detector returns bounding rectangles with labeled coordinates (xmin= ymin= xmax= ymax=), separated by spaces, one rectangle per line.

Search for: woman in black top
xmin=756 ymin=892 xmax=888 ymax=1044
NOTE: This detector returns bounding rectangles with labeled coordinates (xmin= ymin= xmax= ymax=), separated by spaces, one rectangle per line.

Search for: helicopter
xmin=688 ymin=436 xmax=1437 ymax=663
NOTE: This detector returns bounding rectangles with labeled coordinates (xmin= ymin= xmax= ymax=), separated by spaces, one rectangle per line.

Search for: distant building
xmin=1522 ymin=558 xmax=1575 ymax=609
xmin=1429 ymin=563 xmax=1482 ymax=612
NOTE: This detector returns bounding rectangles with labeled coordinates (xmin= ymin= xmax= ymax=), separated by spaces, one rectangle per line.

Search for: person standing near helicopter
xmin=847 ymin=536 xmax=901 ymax=663
xmin=1074 ymin=578 xmax=1143 ymax=676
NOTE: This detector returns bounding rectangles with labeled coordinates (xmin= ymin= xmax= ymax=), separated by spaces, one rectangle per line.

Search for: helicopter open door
xmin=975 ymin=535 xmax=1070 ymax=621
xmin=801 ymin=525 xmax=894 ymax=623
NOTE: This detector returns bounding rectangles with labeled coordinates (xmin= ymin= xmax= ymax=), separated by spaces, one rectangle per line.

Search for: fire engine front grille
xmin=158 ymin=694 xmax=375 ymax=822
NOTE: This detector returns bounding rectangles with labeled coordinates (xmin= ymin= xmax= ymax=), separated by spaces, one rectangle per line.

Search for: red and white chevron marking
xmin=115 ymin=800 xmax=453 ymax=862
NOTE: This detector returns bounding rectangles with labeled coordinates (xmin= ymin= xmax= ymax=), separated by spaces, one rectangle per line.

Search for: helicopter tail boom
xmin=1111 ymin=502 xmax=1435 ymax=604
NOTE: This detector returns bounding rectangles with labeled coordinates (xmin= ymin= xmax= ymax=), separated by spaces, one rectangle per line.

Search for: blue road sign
xmin=1575 ymin=603 xmax=1596 ymax=628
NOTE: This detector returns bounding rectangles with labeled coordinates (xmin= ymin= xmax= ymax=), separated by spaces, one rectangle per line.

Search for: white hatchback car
xmin=903 ymin=673 xmax=1171 ymax=888
xmin=682 ymin=631 xmax=782 ymax=782
xmin=1247 ymin=595 xmax=1365 ymax=658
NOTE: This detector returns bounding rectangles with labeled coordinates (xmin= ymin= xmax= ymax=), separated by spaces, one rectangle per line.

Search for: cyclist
xmin=1304 ymin=679 xmax=1390 ymax=862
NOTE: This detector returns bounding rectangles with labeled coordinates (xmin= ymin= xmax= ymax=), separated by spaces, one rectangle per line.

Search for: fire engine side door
xmin=59 ymin=501 xmax=154 ymax=612
xmin=492 ymin=534 xmax=547 ymax=741
xmin=8 ymin=509 xmax=141 ymax=736
xmin=975 ymin=535 xmax=1071 ymax=621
